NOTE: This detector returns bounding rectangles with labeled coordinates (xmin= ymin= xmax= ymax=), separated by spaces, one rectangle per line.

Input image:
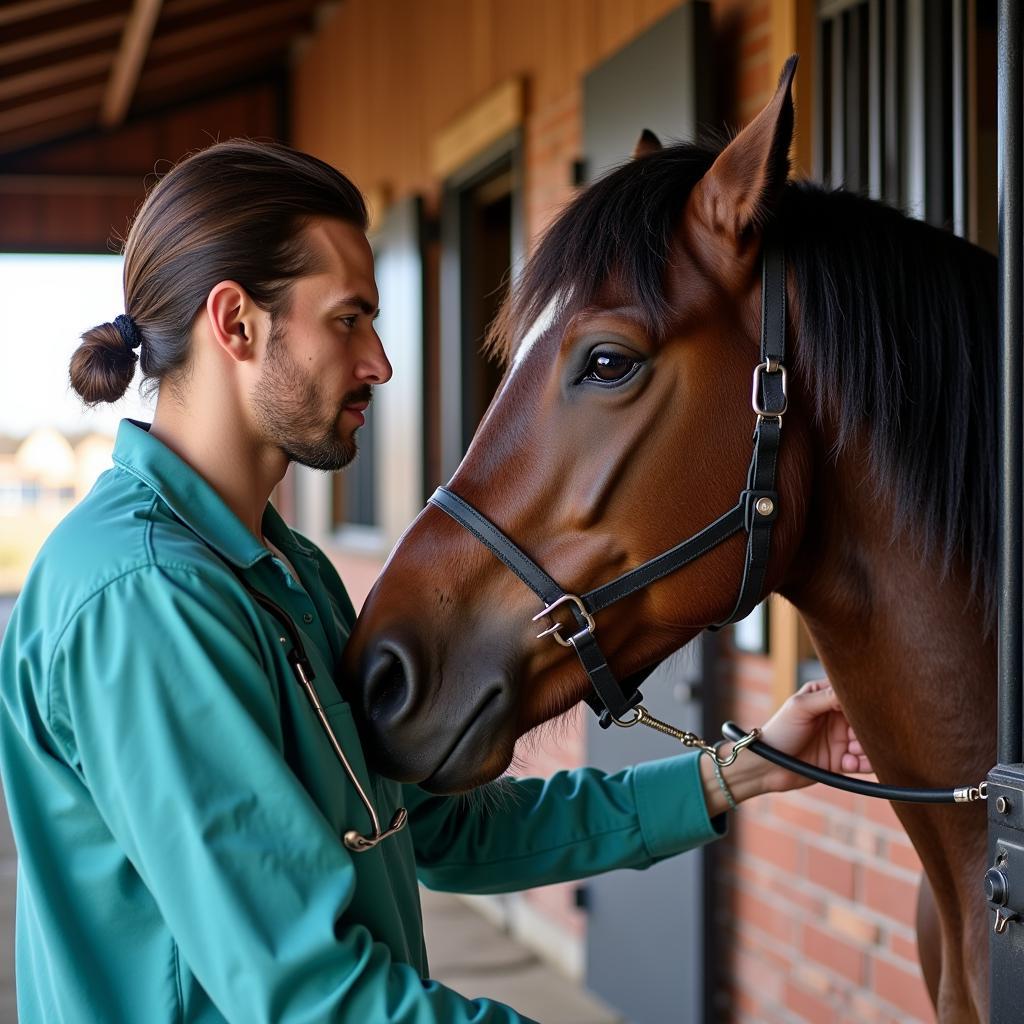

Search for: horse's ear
xmin=633 ymin=129 xmax=662 ymax=158
xmin=690 ymin=55 xmax=797 ymax=243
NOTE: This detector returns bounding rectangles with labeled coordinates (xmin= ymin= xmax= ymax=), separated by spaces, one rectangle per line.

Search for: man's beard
xmin=252 ymin=316 xmax=371 ymax=472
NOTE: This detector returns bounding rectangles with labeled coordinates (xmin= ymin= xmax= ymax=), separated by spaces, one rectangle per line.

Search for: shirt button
xmin=303 ymin=612 xmax=314 ymax=624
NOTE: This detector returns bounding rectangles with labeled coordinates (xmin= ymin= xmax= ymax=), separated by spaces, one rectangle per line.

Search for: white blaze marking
xmin=510 ymin=294 xmax=561 ymax=372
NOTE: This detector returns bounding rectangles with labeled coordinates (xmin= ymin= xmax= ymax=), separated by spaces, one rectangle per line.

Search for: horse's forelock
xmin=485 ymin=141 xmax=723 ymax=367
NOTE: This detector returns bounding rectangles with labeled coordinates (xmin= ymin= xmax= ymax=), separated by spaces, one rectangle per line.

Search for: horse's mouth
xmin=418 ymin=686 xmax=508 ymax=794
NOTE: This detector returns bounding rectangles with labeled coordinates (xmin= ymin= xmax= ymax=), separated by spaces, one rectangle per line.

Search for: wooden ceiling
xmin=0 ymin=0 xmax=331 ymax=158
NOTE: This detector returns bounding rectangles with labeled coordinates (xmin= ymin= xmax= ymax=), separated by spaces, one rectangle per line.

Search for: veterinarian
xmin=0 ymin=140 xmax=870 ymax=1024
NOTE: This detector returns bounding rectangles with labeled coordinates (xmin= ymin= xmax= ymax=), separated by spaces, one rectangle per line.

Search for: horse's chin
xmin=355 ymin=694 xmax=519 ymax=794
xmin=417 ymin=741 xmax=517 ymax=794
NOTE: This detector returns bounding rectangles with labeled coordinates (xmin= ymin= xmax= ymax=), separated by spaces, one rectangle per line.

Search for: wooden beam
xmin=0 ymin=83 xmax=104 ymax=135
xmin=0 ymin=174 xmax=143 ymax=195
xmin=0 ymin=51 xmax=111 ymax=104
xmin=769 ymin=594 xmax=800 ymax=707
xmin=0 ymin=0 xmax=84 ymax=28
xmin=136 ymin=33 xmax=287 ymax=98
xmin=0 ymin=13 xmax=124 ymax=65
xmin=771 ymin=0 xmax=817 ymax=178
xmin=101 ymin=0 xmax=163 ymax=128
xmin=0 ymin=109 xmax=96 ymax=156
xmin=148 ymin=0 xmax=313 ymax=60
xmin=432 ymin=79 xmax=524 ymax=180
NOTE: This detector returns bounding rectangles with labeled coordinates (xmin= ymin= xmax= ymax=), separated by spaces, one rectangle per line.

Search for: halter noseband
xmin=429 ymin=239 xmax=788 ymax=728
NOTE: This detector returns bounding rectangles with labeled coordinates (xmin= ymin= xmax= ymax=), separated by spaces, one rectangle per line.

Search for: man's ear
xmin=633 ymin=129 xmax=663 ymax=158
xmin=206 ymin=280 xmax=262 ymax=361
xmin=690 ymin=56 xmax=797 ymax=244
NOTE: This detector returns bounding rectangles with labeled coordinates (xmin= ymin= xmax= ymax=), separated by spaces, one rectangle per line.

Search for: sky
xmin=0 ymin=253 xmax=153 ymax=439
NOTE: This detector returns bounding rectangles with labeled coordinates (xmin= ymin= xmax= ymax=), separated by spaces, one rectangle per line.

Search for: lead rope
xmin=611 ymin=705 xmax=761 ymax=767
xmin=609 ymin=709 xmax=987 ymax=805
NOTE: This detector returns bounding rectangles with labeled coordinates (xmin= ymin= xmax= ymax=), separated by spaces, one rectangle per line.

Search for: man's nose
xmin=358 ymin=329 xmax=393 ymax=384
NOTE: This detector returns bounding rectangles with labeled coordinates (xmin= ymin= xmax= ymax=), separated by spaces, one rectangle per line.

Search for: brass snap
xmin=755 ymin=497 xmax=775 ymax=517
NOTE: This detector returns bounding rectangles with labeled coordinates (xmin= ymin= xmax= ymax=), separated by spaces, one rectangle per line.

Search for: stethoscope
xmin=237 ymin=576 xmax=408 ymax=852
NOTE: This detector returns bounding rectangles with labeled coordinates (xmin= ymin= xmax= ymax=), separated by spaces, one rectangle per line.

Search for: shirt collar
xmin=111 ymin=418 xmax=313 ymax=569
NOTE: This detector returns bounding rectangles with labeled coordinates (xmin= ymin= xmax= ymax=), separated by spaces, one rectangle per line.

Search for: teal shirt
xmin=0 ymin=418 xmax=725 ymax=1024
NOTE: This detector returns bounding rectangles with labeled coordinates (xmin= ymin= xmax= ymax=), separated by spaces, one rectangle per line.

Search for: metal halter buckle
xmin=532 ymin=594 xmax=596 ymax=647
xmin=751 ymin=360 xmax=788 ymax=418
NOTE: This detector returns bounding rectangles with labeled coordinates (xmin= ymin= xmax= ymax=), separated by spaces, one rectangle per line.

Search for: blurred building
xmin=0 ymin=2 xmax=996 ymax=1022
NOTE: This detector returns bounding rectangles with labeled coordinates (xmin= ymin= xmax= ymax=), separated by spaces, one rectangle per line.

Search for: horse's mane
xmin=491 ymin=142 xmax=999 ymax=630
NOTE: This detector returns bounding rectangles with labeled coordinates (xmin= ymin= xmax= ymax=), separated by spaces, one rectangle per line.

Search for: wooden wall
xmin=291 ymin=0 xmax=801 ymax=243
xmin=0 ymin=78 xmax=286 ymax=254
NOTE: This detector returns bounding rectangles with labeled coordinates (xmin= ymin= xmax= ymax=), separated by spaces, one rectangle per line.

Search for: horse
xmin=343 ymin=58 xmax=998 ymax=1022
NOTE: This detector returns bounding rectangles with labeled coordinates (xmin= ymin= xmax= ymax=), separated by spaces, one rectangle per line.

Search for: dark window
xmin=817 ymin=0 xmax=996 ymax=246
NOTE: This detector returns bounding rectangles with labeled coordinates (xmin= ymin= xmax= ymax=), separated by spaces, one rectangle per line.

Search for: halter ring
xmin=532 ymin=593 xmax=596 ymax=647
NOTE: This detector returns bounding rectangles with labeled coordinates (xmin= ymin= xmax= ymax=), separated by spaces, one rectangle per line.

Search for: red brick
xmin=742 ymin=891 xmax=796 ymax=944
xmin=889 ymin=931 xmax=921 ymax=964
xmin=771 ymin=798 xmax=829 ymax=837
xmin=851 ymin=825 xmax=884 ymax=857
xmin=871 ymin=954 xmax=935 ymax=1022
xmin=846 ymin=991 xmax=896 ymax=1024
xmin=733 ymin=817 xmax=801 ymax=872
xmin=774 ymin=875 xmax=827 ymax=916
xmin=784 ymin=979 xmax=835 ymax=1024
xmin=802 ymin=922 xmax=867 ymax=985
xmin=862 ymin=866 xmax=920 ymax=929
xmin=827 ymin=902 xmax=882 ymax=945
xmin=804 ymin=784 xmax=860 ymax=812
xmin=807 ymin=845 xmax=858 ymax=899
xmin=887 ymin=837 xmax=924 ymax=872
xmin=864 ymin=796 xmax=906 ymax=832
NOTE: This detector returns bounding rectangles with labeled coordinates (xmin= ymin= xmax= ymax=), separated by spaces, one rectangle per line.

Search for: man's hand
xmin=699 ymin=678 xmax=872 ymax=815
xmin=754 ymin=678 xmax=872 ymax=793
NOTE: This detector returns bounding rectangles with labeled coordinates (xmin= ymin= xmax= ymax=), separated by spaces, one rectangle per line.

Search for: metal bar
xmin=813 ymin=17 xmax=827 ymax=182
xmin=819 ymin=0 xmax=865 ymax=18
xmin=830 ymin=16 xmax=845 ymax=185
xmin=997 ymin=0 xmax=1023 ymax=766
xmin=884 ymin=0 xmax=900 ymax=203
xmin=844 ymin=5 xmax=864 ymax=192
xmin=868 ymin=0 xmax=883 ymax=199
xmin=904 ymin=0 xmax=926 ymax=219
xmin=952 ymin=0 xmax=968 ymax=236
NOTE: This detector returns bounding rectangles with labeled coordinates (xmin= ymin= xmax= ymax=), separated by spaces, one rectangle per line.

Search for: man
xmin=0 ymin=139 xmax=868 ymax=1023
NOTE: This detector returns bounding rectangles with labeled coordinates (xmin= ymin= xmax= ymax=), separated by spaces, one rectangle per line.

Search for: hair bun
xmin=69 ymin=321 xmax=137 ymax=405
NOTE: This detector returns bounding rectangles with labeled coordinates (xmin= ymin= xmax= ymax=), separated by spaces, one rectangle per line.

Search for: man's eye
xmin=581 ymin=351 xmax=641 ymax=384
xmin=338 ymin=315 xmax=358 ymax=329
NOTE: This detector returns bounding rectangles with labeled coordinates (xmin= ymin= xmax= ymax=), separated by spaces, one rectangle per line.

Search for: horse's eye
xmin=582 ymin=351 xmax=641 ymax=384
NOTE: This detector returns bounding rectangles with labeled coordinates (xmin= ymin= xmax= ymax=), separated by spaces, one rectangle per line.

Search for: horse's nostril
xmin=365 ymin=646 xmax=412 ymax=724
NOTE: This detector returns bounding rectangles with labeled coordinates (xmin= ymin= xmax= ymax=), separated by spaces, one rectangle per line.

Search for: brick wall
xmin=712 ymin=644 xmax=934 ymax=1024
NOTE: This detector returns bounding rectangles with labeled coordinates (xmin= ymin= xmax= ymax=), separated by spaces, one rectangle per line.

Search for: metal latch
xmin=986 ymin=839 xmax=1024 ymax=934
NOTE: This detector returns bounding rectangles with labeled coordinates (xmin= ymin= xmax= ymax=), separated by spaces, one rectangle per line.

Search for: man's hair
xmin=70 ymin=138 xmax=368 ymax=405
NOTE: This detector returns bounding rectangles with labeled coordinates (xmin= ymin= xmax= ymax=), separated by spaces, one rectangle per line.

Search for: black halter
xmin=429 ymin=240 xmax=788 ymax=728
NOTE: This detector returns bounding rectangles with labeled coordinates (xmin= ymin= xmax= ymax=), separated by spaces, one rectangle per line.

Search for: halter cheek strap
xmin=429 ymin=239 xmax=788 ymax=727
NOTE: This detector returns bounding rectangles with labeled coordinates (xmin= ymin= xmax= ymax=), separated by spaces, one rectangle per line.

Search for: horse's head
xmin=345 ymin=59 xmax=815 ymax=792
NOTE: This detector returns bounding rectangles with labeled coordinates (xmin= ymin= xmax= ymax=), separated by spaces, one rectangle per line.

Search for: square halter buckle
xmin=751 ymin=359 xmax=788 ymax=419
xmin=532 ymin=594 xmax=596 ymax=647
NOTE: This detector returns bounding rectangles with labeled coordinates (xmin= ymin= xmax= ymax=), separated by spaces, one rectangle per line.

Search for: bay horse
xmin=343 ymin=58 xmax=997 ymax=1022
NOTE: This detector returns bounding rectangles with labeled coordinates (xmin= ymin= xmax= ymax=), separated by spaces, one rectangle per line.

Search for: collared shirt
xmin=0 ymin=418 xmax=724 ymax=1024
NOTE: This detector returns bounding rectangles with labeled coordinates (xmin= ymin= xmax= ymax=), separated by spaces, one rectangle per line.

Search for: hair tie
xmin=113 ymin=313 xmax=142 ymax=353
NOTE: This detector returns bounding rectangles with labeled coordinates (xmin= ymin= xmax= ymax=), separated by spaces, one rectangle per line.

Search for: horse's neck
xmin=781 ymin=440 xmax=996 ymax=791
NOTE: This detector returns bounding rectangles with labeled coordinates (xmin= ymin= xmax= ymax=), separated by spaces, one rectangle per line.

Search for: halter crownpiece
xmin=114 ymin=313 xmax=142 ymax=353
